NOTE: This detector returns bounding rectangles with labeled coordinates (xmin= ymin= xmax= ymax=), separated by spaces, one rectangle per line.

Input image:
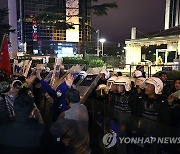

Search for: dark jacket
xmin=50 ymin=103 xmax=91 ymax=154
xmin=0 ymin=118 xmax=45 ymax=154
xmin=138 ymin=94 xmax=172 ymax=125
xmin=111 ymin=92 xmax=131 ymax=113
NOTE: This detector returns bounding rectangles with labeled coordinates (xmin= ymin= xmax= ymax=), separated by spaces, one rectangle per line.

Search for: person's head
xmin=11 ymin=80 xmax=23 ymax=96
xmin=100 ymin=69 xmax=108 ymax=80
xmin=14 ymin=94 xmax=34 ymax=119
xmin=0 ymin=81 xmax=10 ymax=94
xmin=18 ymin=87 xmax=34 ymax=98
xmin=17 ymin=76 xmax=26 ymax=83
xmin=109 ymin=70 xmax=114 ymax=78
xmin=135 ymin=77 xmax=146 ymax=94
xmin=66 ymin=88 xmax=80 ymax=104
xmin=145 ymin=77 xmax=163 ymax=97
xmin=136 ymin=65 xmax=141 ymax=70
xmin=113 ymin=76 xmax=131 ymax=94
xmin=107 ymin=76 xmax=117 ymax=91
xmin=174 ymin=78 xmax=180 ymax=91
xmin=136 ymin=65 xmax=144 ymax=72
xmin=159 ymin=72 xmax=167 ymax=83
xmin=133 ymin=70 xmax=143 ymax=78
xmin=0 ymin=70 xmax=8 ymax=82
xmin=117 ymin=72 xmax=122 ymax=76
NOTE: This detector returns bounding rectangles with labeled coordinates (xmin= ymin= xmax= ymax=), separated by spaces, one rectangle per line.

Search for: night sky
xmin=1 ymin=0 xmax=166 ymax=45
xmin=92 ymin=0 xmax=166 ymax=44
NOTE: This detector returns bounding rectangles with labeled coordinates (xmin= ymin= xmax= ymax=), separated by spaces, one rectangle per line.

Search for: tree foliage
xmin=32 ymin=0 xmax=118 ymax=30
xmin=90 ymin=2 xmax=118 ymax=16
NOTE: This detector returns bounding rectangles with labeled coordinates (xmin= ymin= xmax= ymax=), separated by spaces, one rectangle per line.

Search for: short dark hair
xmin=12 ymin=80 xmax=22 ymax=88
xmin=18 ymin=87 xmax=32 ymax=96
xmin=174 ymin=78 xmax=180 ymax=83
xmin=136 ymin=65 xmax=142 ymax=70
xmin=14 ymin=94 xmax=34 ymax=115
xmin=66 ymin=89 xmax=80 ymax=103
xmin=17 ymin=76 xmax=26 ymax=82
xmin=159 ymin=72 xmax=167 ymax=77
xmin=117 ymin=72 xmax=122 ymax=76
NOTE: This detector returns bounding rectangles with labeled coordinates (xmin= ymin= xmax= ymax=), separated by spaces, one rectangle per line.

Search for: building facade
xmin=16 ymin=0 xmax=91 ymax=57
xmin=165 ymin=0 xmax=180 ymax=29
xmin=125 ymin=0 xmax=180 ymax=71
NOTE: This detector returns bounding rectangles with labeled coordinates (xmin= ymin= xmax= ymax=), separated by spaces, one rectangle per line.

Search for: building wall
xmin=125 ymin=44 xmax=141 ymax=65
xmin=17 ymin=0 xmax=91 ymax=55
xmin=165 ymin=0 xmax=180 ymax=29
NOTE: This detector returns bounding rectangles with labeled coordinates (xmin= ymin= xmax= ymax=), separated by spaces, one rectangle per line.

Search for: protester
xmin=37 ymin=70 xmax=74 ymax=121
xmin=0 ymin=94 xmax=52 ymax=154
xmin=0 ymin=81 xmax=11 ymax=123
xmin=17 ymin=75 xmax=28 ymax=87
xmin=50 ymin=89 xmax=91 ymax=154
xmin=18 ymin=87 xmax=44 ymax=124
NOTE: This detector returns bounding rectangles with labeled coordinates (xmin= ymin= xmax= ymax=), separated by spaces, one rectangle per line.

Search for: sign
xmin=162 ymin=67 xmax=172 ymax=72
xmin=79 ymin=75 xmax=97 ymax=86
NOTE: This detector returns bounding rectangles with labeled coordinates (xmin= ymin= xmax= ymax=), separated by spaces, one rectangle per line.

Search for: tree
xmin=32 ymin=0 xmax=118 ymax=30
xmin=0 ymin=8 xmax=15 ymax=44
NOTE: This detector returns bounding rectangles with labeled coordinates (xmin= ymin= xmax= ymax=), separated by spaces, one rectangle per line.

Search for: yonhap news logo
xmin=103 ymin=132 xmax=117 ymax=148
xmin=103 ymin=133 xmax=180 ymax=149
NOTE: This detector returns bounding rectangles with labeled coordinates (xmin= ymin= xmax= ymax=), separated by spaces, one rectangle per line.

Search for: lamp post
xmin=99 ymin=38 xmax=106 ymax=57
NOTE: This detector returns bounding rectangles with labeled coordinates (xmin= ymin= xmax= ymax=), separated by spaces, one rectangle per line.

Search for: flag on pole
xmin=0 ymin=35 xmax=11 ymax=77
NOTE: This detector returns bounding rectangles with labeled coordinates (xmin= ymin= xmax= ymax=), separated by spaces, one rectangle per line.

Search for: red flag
xmin=0 ymin=35 xmax=11 ymax=77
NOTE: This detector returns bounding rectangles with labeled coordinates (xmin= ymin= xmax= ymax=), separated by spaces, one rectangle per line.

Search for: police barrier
xmin=87 ymin=98 xmax=179 ymax=154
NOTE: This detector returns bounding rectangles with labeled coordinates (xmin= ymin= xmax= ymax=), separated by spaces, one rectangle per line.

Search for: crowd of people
xmin=0 ymin=64 xmax=179 ymax=154
xmin=0 ymin=68 xmax=90 ymax=154
xmin=95 ymin=67 xmax=180 ymax=153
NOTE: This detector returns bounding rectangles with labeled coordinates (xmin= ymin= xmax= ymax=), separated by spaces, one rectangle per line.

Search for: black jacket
xmin=138 ymin=94 xmax=172 ymax=125
xmin=0 ymin=118 xmax=55 ymax=154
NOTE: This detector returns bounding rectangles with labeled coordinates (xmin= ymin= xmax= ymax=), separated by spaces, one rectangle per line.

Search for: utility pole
xmin=81 ymin=0 xmax=86 ymax=59
xmin=20 ymin=0 xmax=25 ymax=52
xmin=96 ymin=29 xmax=100 ymax=56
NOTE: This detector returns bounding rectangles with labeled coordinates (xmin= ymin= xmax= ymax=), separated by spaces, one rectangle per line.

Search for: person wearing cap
xmin=106 ymin=76 xmax=117 ymax=102
xmin=137 ymin=77 xmax=173 ymax=125
xmin=134 ymin=77 xmax=146 ymax=94
xmin=36 ymin=70 xmax=74 ymax=121
xmin=50 ymin=89 xmax=90 ymax=154
xmin=97 ymin=69 xmax=108 ymax=86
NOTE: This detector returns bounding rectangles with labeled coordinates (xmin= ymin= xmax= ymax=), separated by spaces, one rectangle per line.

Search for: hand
xmin=36 ymin=69 xmax=42 ymax=80
xmin=65 ymin=77 xmax=74 ymax=88
xmin=167 ymin=95 xmax=175 ymax=106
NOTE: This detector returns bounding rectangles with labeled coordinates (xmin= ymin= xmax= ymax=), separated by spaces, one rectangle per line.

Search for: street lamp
xmin=99 ymin=38 xmax=106 ymax=56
